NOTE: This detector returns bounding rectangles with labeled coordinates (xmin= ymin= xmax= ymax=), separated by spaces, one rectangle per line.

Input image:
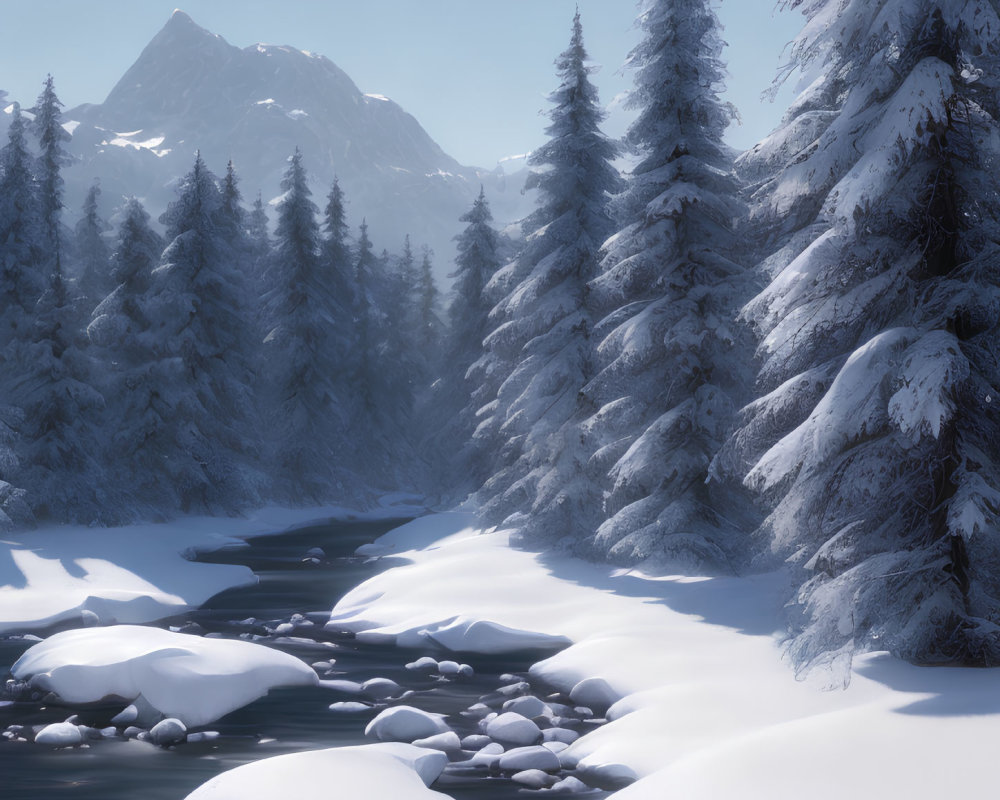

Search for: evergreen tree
xmin=0 ymin=105 xmax=44 ymax=335
xmin=731 ymin=0 xmax=1000 ymax=669
xmin=418 ymin=247 xmax=441 ymax=353
xmin=74 ymin=182 xmax=112 ymax=305
xmin=88 ymin=197 xmax=165 ymax=516
xmin=476 ymin=11 xmax=620 ymax=542
xmin=445 ymin=188 xmax=503 ymax=488
xmin=133 ymin=153 xmax=262 ymax=513
xmin=264 ymin=149 xmax=354 ymax=501
xmin=584 ymin=0 xmax=748 ymax=571
xmin=31 ymin=75 xmax=69 ymax=271
xmin=353 ymin=220 xmax=379 ymax=418
xmin=10 ymin=266 xmax=108 ymax=523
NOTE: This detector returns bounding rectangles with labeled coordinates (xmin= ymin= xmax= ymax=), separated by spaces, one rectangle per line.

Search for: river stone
xmin=542 ymin=727 xmax=579 ymax=744
xmin=361 ymin=677 xmax=402 ymax=699
xmin=575 ymin=761 xmax=638 ymax=790
xmin=149 ymin=718 xmax=187 ymax=746
xmin=461 ymin=734 xmax=493 ymax=750
xmin=502 ymin=695 xmax=550 ymax=718
xmin=411 ymin=731 xmax=462 ymax=751
xmin=405 ymin=656 xmax=438 ymax=672
xmin=365 ymin=705 xmax=451 ymax=742
xmin=35 ymin=722 xmax=82 ymax=747
xmin=486 ymin=712 xmax=542 ymax=747
xmin=463 ymin=702 xmax=491 ymax=718
xmin=437 ymin=660 xmax=462 ymax=675
xmin=329 ymin=702 xmax=371 ymax=713
xmin=499 ymin=745 xmax=561 ymax=773
xmin=550 ymin=776 xmax=591 ymax=793
xmin=568 ymin=677 xmax=618 ymax=711
xmin=511 ymin=769 xmax=558 ymax=789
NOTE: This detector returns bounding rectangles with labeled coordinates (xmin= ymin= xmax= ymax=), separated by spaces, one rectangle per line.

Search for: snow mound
xmin=184 ymin=743 xmax=449 ymax=800
xmin=34 ymin=722 xmax=83 ymax=747
xmin=486 ymin=712 xmax=543 ymax=747
xmin=12 ymin=625 xmax=317 ymax=726
xmin=330 ymin=527 xmax=572 ymax=653
xmin=365 ymin=705 xmax=451 ymax=742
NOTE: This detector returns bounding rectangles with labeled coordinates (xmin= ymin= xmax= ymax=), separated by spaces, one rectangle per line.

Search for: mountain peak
xmin=159 ymin=8 xmax=219 ymax=41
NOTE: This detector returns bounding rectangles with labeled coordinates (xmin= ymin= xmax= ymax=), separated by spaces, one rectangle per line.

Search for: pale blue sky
xmin=1 ymin=1 xmax=802 ymax=167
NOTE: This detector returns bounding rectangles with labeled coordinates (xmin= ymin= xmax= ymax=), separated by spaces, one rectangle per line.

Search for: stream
xmin=0 ymin=516 xmax=608 ymax=800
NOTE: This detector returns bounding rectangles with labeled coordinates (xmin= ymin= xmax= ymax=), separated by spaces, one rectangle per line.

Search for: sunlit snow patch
xmin=184 ymin=742 xmax=449 ymax=800
xmin=13 ymin=625 xmax=317 ymax=727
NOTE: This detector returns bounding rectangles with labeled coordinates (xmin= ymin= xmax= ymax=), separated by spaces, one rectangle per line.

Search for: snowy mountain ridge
xmin=39 ymin=10 xmax=531 ymax=278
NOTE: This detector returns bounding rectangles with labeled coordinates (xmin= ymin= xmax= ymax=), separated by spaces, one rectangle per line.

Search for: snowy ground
xmin=332 ymin=514 xmax=1000 ymax=799
xmin=7 ymin=503 xmax=999 ymax=798
xmin=0 ymin=495 xmax=425 ymax=633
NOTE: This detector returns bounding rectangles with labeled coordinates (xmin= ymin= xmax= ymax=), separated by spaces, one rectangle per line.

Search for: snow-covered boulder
xmin=498 ymin=745 xmax=561 ymax=773
xmin=542 ymin=727 xmax=579 ymax=744
xmin=183 ymin=743 xmax=449 ymax=800
xmin=511 ymin=769 xmax=558 ymax=789
xmin=486 ymin=712 xmax=542 ymax=746
xmin=34 ymin=722 xmax=83 ymax=747
xmin=149 ymin=718 xmax=187 ymax=746
xmin=362 ymin=677 xmax=402 ymax=699
xmin=502 ymin=695 xmax=550 ymax=718
xmin=329 ymin=702 xmax=371 ymax=713
xmin=568 ymin=677 xmax=618 ymax=711
xmin=365 ymin=706 xmax=451 ymax=742
xmin=411 ymin=731 xmax=461 ymax=751
xmin=12 ymin=625 xmax=317 ymax=727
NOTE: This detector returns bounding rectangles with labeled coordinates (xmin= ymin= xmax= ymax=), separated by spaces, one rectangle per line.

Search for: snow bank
xmin=329 ymin=513 xmax=1000 ymax=798
xmin=12 ymin=625 xmax=317 ymax=726
xmin=184 ymin=742 xmax=449 ymax=800
xmin=0 ymin=495 xmax=422 ymax=633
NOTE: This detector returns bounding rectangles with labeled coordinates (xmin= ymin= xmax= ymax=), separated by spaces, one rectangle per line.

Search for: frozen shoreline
xmin=331 ymin=513 xmax=1000 ymax=799
xmin=0 ymin=495 xmax=424 ymax=634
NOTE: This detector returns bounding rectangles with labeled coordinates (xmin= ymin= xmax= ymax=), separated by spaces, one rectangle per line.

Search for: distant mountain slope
xmin=54 ymin=10 xmax=530 ymax=279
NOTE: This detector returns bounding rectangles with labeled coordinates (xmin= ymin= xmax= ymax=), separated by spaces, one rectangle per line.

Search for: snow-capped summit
xmin=57 ymin=12 xmax=531 ymax=275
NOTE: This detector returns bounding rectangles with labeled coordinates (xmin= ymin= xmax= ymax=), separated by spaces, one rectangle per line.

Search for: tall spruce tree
xmin=731 ymin=0 xmax=1000 ymax=670
xmin=264 ymin=149 xmax=354 ymax=501
xmin=134 ymin=153 xmax=261 ymax=513
xmin=0 ymin=105 xmax=44 ymax=336
xmin=476 ymin=11 xmax=620 ymax=542
xmin=584 ymin=0 xmax=748 ymax=571
xmin=445 ymin=188 xmax=503 ymax=489
xmin=88 ymin=197 xmax=165 ymax=516
xmin=31 ymin=76 xmax=69 ymax=272
xmin=74 ymin=182 xmax=112 ymax=305
xmin=10 ymin=266 xmax=108 ymax=523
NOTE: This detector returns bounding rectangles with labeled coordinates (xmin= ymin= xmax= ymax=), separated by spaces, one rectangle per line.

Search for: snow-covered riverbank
xmin=7 ymin=505 xmax=1000 ymax=799
xmin=332 ymin=514 xmax=1000 ymax=799
xmin=0 ymin=497 xmax=424 ymax=633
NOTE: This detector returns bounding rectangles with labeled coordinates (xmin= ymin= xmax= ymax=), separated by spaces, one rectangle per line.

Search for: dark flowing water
xmin=0 ymin=517 xmax=604 ymax=800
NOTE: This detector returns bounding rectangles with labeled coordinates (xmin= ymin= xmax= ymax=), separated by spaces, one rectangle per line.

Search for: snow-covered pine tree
xmin=733 ymin=0 xmax=1000 ymax=669
xmin=443 ymin=188 xmax=504 ymax=490
xmin=353 ymin=220 xmax=379 ymax=420
xmin=74 ymin=182 xmax=113 ymax=306
xmin=248 ymin=191 xmax=271 ymax=274
xmin=136 ymin=153 xmax=262 ymax=513
xmin=0 ymin=104 xmax=44 ymax=338
xmin=31 ymin=75 xmax=69 ymax=272
xmin=584 ymin=0 xmax=748 ymax=572
xmin=263 ymin=149 xmax=354 ymax=502
xmin=88 ymin=197 xmax=165 ymax=515
xmin=418 ymin=247 xmax=442 ymax=354
xmin=10 ymin=264 xmax=109 ymax=523
xmin=477 ymin=11 xmax=620 ymax=542
xmin=0 ymin=103 xmax=39 ymax=526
